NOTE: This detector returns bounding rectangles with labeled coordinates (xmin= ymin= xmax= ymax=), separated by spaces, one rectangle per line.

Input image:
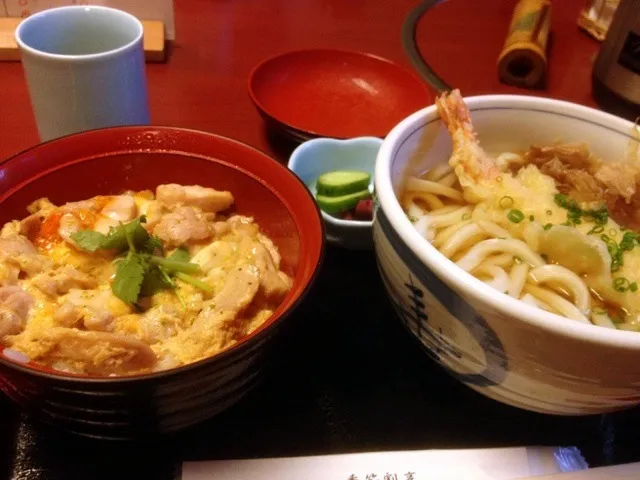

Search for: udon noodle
xmin=401 ymin=90 xmax=640 ymax=332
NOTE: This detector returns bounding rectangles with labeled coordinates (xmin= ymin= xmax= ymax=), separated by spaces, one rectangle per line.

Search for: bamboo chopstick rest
xmin=498 ymin=0 xmax=551 ymax=89
xmin=0 ymin=17 xmax=165 ymax=62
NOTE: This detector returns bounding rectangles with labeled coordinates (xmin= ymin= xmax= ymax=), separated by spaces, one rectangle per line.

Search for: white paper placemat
xmin=183 ymin=446 xmax=588 ymax=480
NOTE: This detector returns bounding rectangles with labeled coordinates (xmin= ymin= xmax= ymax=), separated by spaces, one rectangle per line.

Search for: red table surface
xmin=0 ymin=0 xmax=602 ymax=164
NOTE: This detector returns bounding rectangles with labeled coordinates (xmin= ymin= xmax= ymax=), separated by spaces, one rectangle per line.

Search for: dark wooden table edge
xmin=401 ymin=0 xmax=451 ymax=93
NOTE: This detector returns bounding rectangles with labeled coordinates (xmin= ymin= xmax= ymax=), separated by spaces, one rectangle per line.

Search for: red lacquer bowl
xmin=0 ymin=126 xmax=324 ymax=439
xmin=248 ymin=49 xmax=432 ymax=140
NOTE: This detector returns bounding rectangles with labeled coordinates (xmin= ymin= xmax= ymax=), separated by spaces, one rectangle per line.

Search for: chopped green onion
xmin=546 ymin=209 xmax=552 ymax=216
xmin=507 ymin=209 xmax=525 ymax=223
xmin=529 ymin=215 xmax=534 ymax=221
xmin=588 ymin=225 xmax=604 ymax=235
xmin=587 ymin=205 xmax=609 ymax=226
xmin=609 ymin=228 xmax=617 ymax=237
xmin=554 ymin=193 xmax=609 ymax=227
xmin=613 ymin=277 xmax=632 ymax=293
xmin=611 ymin=315 xmax=624 ymax=324
xmin=619 ymin=231 xmax=640 ymax=252
xmin=632 ymin=282 xmax=638 ymax=293
xmin=554 ymin=194 xmax=570 ymax=209
xmin=499 ymin=196 xmax=514 ymax=209
xmin=543 ymin=223 xmax=553 ymax=230
xmin=601 ymin=234 xmax=623 ymax=271
xmin=568 ymin=212 xmax=582 ymax=225
xmin=461 ymin=213 xmax=471 ymax=220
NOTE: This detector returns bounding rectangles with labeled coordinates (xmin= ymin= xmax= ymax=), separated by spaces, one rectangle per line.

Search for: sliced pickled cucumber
xmin=316 ymin=189 xmax=371 ymax=214
xmin=316 ymin=170 xmax=371 ymax=196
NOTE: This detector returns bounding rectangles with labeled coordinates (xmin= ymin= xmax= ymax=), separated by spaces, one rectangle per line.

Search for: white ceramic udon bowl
xmin=374 ymin=94 xmax=640 ymax=415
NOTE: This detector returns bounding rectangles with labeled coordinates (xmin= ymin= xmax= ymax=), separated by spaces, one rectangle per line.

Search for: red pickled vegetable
xmin=354 ymin=199 xmax=373 ymax=221
xmin=333 ymin=198 xmax=372 ymax=221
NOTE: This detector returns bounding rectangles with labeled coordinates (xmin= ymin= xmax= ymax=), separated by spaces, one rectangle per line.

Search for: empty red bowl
xmin=0 ymin=126 xmax=324 ymax=439
xmin=248 ymin=49 xmax=432 ymax=140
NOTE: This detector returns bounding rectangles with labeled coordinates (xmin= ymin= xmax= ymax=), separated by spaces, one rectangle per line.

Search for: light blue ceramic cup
xmin=15 ymin=6 xmax=150 ymax=141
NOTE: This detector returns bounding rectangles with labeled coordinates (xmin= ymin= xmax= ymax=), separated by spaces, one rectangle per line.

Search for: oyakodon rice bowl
xmin=0 ymin=126 xmax=324 ymax=438
xmin=373 ymin=92 xmax=640 ymax=415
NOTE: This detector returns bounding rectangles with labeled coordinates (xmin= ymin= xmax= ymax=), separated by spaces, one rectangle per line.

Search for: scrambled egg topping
xmin=0 ymin=184 xmax=292 ymax=376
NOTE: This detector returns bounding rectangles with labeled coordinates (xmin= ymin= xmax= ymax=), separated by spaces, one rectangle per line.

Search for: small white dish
xmin=288 ymin=136 xmax=382 ymax=250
